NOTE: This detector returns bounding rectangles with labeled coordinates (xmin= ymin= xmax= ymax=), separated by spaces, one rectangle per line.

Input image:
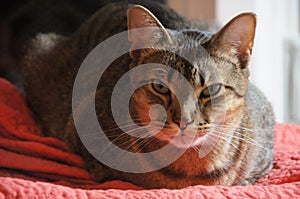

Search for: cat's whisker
xmin=124 ymin=126 xmax=158 ymax=137
xmin=212 ymin=127 xmax=257 ymax=143
xmin=213 ymin=125 xmax=274 ymax=145
xmin=192 ymin=142 xmax=205 ymax=154
xmin=193 ymin=136 xmax=221 ymax=157
xmin=210 ymin=129 xmax=269 ymax=150
xmin=209 ymin=132 xmax=243 ymax=153
xmin=130 ymin=129 xmax=159 ymax=152
xmin=103 ymin=127 xmax=159 ymax=154
xmin=104 ymin=118 xmax=149 ymax=130
xmin=104 ymin=116 xmax=166 ymax=132
xmin=221 ymin=122 xmax=273 ymax=133
xmin=83 ymin=124 xmax=160 ymax=144
xmin=104 ymin=122 xmax=150 ymax=133
xmin=140 ymin=136 xmax=159 ymax=151
xmin=98 ymin=125 xmax=155 ymax=154
xmin=98 ymin=133 xmax=133 ymax=155
xmin=100 ymin=134 xmax=137 ymax=156
xmin=211 ymin=124 xmax=271 ymax=141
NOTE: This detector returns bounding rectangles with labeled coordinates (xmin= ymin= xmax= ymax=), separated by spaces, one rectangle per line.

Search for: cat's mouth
xmin=157 ymin=129 xmax=208 ymax=148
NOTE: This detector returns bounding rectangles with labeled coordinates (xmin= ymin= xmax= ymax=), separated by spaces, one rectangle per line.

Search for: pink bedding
xmin=0 ymin=78 xmax=299 ymax=198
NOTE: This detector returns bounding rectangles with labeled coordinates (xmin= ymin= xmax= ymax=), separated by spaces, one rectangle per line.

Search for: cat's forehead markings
xmin=194 ymin=58 xmax=218 ymax=85
xmin=190 ymin=65 xmax=201 ymax=86
xmin=167 ymin=69 xmax=175 ymax=83
xmin=153 ymin=68 xmax=168 ymax=76
xmin=180 ymin=30 xmax=212 ymax=44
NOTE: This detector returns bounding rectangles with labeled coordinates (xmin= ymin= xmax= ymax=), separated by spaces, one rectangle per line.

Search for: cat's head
xmin=126 ymin=5 xmax=256 ymax=148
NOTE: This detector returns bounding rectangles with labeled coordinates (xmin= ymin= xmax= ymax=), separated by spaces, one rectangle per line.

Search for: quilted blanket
xmin=0 ymin=78 xmax=299 ymax=198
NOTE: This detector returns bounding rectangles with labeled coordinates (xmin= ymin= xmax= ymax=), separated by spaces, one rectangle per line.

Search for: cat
xmin=22 ymin=0 xmax=275 ymax=189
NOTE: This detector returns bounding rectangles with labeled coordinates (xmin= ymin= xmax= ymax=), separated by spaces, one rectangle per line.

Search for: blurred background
xmin=1 ymin=0 xmax=299 ymax=124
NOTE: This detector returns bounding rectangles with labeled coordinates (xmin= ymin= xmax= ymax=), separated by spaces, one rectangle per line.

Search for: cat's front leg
xmin=65 ymin=115 xmax=113 ymax=182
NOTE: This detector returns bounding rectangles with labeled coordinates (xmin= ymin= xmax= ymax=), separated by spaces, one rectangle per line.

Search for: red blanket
xmin=0 ymin=78 xmax=299 ymax=198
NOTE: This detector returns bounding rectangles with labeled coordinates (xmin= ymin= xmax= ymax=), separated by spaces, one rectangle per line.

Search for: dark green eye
xmin=201 ymin=84 xmax=222 ymax=98
xmin=152 ymin=81 xmax=169 ymax=94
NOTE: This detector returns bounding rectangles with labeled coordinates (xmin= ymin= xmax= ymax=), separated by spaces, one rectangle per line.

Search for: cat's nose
xmin=175 ymin=119 xmax=194 ymax=130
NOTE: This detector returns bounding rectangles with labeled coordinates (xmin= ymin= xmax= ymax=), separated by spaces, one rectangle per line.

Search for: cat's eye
xmin=152 ymin=81 xmax=169 ymax=94
xmin=201 ymin=84 xmax=222 ymax=98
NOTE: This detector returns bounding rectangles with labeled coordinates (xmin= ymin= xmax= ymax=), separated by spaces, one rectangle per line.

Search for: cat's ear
xmin=207 ymin=13 xmax=256 ymax=69
xmin=127 ymin=5 xmax=172 ymax=60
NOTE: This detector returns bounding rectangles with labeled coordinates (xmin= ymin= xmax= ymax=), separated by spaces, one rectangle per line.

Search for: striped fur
xmin=22 ymin=1 xmax=274 ymax=188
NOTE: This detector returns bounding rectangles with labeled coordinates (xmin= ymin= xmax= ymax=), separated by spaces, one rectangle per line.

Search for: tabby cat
xmin=22 ymin=0 xmax=275 ymax=189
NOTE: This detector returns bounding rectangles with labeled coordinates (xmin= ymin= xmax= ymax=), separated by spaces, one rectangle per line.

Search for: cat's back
xmin=22 ymin=0 xmax=191 ymax=139
xmin=246 ymin=84 xmax=274 ymax=130
xmin=241 ymin=84 xmax=274 ymax=183
xmin=244 ymin=84 xmax=274 ymax=150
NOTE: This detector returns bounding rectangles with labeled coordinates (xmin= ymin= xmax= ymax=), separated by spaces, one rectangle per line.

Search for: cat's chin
xmin=158 ymin=134 xmax=205 ymax=149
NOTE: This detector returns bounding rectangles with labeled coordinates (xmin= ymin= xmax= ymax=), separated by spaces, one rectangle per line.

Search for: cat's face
xmin=127 ymin=6 xmax=256 ymax=149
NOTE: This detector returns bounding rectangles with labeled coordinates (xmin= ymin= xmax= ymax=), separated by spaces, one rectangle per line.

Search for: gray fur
xmin=22 ymin=1 xmax=274 ymax=189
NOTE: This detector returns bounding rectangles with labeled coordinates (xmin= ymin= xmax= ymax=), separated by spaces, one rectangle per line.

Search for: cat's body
xmin=22 ymin=1 xmax=274 ymax=189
